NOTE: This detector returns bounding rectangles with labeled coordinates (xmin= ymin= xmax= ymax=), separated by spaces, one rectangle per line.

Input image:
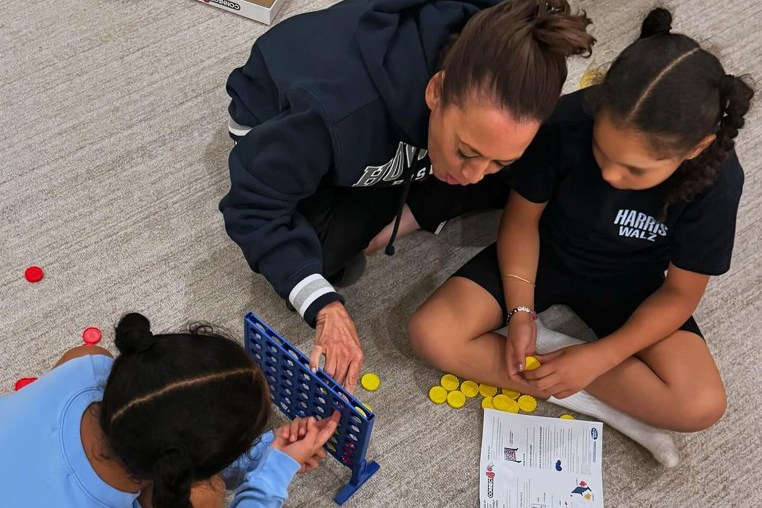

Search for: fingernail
xmin=311 ymin=366 xmax=317 ymax=373
xmin=518 ymin=363 xmax=524 ymax=372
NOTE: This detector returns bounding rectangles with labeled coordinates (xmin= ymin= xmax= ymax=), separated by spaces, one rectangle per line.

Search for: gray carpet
xmin=1 ymin=0 xmax=760 ymax=506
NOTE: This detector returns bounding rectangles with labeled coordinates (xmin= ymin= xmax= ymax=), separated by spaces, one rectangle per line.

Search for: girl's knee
xmin=408 ymin=308 xmax=461 ymax=369
xmin=408 ymin=309 xmax=440 ymax=362
xmin=674 ymin=387 xmax=727 ymax=432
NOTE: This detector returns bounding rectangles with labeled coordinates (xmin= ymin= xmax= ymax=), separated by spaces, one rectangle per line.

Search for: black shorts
xmin=453 ymin=243 xmax=703 ymax=339
xmin=298 ymin=173 xmax=509 ymax=277
xmin=406 ymin=173 xmax=509 ymax=232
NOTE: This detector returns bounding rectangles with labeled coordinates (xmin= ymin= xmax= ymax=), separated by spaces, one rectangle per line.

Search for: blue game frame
xmin=244 ymin=312 xmax=380 ymax=505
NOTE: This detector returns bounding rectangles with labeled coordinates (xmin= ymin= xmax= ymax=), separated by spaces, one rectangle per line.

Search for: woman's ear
xmin=685 ymin=133 xmax=716 ymax=160
xmin=425 ymin=71 xmax=445 ymax=111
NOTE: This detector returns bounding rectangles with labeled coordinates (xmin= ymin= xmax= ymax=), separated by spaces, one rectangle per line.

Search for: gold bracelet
xmin=502 ymin=274 xmax=535 ymax=287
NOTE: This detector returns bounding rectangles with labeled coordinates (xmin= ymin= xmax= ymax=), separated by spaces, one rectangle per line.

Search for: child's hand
xmin=506 ymin=312 xmax=537 ymax=382
xmin=272 ymin=411 xmax=340 ymax=471
xmin=276 ymin=416 xmax=329 ymax=473
xmin=523 ymin=343 xmax=611 ymax=398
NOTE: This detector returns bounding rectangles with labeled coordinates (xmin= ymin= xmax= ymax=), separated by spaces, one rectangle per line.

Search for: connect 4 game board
xmin=244 ymin=312 xmax=380 ymax=505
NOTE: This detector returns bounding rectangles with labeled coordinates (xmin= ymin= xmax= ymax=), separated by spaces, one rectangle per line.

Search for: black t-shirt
xmin=504 ymin=90 xmax=744 ymax=278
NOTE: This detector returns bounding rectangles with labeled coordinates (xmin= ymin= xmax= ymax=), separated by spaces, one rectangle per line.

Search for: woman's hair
xmin=440 ymin=0 xmax=595 ymax=121
xmin=589 ymin=8 xmax=754 ymax=215
xmin=99 ymin=313 xmax=270 ymax=508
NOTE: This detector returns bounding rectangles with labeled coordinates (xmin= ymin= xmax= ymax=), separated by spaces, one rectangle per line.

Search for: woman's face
xmin=425 ymin=72 xmax=540 ymax=186
xmin=592 ymin=112 xmax=712 ymax=191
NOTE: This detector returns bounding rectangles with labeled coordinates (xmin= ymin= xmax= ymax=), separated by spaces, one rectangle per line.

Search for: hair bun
xmin=538 ymin=0 xmax=569 ymax=16
xmin=640 ymin=8 xmax=672 ymax=38
xmin=115 ymin=313 xmax=156 ymax=354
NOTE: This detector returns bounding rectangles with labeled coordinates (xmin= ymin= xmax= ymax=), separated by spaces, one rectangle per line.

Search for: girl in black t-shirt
xmin=409 ymin=8 xmax=754 ymax=467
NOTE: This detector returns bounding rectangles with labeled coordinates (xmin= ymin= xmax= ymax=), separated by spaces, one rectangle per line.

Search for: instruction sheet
xmin=480 ymin=409 xmax=604 ymax=508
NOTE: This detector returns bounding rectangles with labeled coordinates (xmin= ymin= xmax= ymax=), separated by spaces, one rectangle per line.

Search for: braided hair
xmin=100 ymin=313 xmax=270 ymax=508
xmin=589 ymin=8 xmax=754 ymax=217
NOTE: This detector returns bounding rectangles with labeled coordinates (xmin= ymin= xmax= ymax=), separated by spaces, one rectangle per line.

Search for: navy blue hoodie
xmin=220 ymin=0 xmax=500 ymax=326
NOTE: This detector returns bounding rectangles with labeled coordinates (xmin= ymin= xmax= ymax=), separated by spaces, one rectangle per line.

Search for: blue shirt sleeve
xmin=223 ymin=431 xmax=301 ymax=507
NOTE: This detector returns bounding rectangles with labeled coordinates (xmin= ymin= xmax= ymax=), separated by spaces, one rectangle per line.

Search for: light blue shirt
xmin=0 ymin=354 xmax=300 ymax=507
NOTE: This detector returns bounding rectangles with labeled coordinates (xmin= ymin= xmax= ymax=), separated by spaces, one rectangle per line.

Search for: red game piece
xmin=24 ymin=266 xmax=44 ymax=283
xmin=82 ymin=327 xmax=102 ymax=345
xmin=14 ymin=377 xmax=37 ymax=391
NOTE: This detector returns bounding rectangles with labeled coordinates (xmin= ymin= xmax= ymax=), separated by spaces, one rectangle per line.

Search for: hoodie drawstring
xmin=385 ymin=148 xmax=422 ymax=256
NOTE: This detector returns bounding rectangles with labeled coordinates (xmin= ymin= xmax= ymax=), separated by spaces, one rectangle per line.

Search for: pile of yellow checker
xmin=427 ymin=356 xmax=575 ymax=419
xmin=428 ymin=373 xmax=539 ymax=413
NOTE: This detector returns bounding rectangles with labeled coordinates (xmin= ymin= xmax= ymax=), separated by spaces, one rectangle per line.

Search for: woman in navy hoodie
xmin=220 ymin=0 xmax=595 ymax=391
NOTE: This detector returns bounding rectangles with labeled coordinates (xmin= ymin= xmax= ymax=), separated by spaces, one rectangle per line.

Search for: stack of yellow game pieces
xmin=427 ymin=357 xmax=546 ymax=415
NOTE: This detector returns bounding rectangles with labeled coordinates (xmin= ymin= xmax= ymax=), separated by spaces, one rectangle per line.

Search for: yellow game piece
xmin=501 ymin=389 xmax=521 ymax=400
xmin=579 ymin=68 xmax=606 ymax=88
xmin=524 ymin=356 xmax=541 ymax=371
xmin=440 ymin=374 xmax=460 ymax=391
xmin=363 ymin=403 xmax=373 ymax=412
xmin=478 ymin=384 xmax=498 ymax=397
xmin=560 ymin=414 xmax=576 ymax=420
xmin=354 ymin=406 xmax=367 ymax=418
xmin=492 ymin=394 xmax=510 ymax=410
xmin=361 ymin=373 xmax=380 ymax=391
xmin=518 ymin=395 xmax=538 ymax=413
xmin=428 ymin=385 xmax=448 ymax=404
xmin=461 ymin=380 xmax=479 ymax=398
xmin=493 ymin=394 xmax=519 ymax=413
xmin=447 ymin=390 xmax=466 ymax=409
xmin=481 ymin=397 xmax=494 ymax=409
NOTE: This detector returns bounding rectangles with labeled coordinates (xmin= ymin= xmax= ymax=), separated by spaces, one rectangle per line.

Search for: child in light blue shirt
xmin=0 ymin=312 xmax=339 ymax=507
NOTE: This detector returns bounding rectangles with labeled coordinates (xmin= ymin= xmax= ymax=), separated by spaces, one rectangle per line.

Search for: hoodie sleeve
xmin=219 ymin=88 xmax=344 ymax=326
xmin=228 ymin=434 xmax=301 ymax=508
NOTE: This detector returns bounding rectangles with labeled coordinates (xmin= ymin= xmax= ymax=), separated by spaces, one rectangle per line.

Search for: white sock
xmin=535 ymin=321 xmax=680 ymax=468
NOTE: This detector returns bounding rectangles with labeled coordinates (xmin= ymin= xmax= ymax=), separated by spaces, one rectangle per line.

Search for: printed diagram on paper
xmin=480 ymin=410 xmax=604 ymax=508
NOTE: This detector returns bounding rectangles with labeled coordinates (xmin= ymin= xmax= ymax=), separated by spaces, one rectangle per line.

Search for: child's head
xmin=99 ymin=313 xmax=270 ymax=508
xmin=590 ymin=8 xmax=754 ymax=209
xmin=425 ymin=0 xmax=595 ymax=186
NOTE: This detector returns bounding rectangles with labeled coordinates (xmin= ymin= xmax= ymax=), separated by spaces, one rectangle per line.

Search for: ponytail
xmin=589 ymin=7 xmax=755 ymax=215
xmin=533 ymin=0 xmax=596 ymax=59
xmin=152 ymin=448 xmax=194 ymax=508
xmin=668 ymin=73 xmax=754 ymax=215
xmin=441 ymin=0 xmax=595 ymax=121
xmin=99 ymin=314 xmax=271 ymax=508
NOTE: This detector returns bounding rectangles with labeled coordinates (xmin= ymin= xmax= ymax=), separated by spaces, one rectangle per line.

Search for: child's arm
xmin=597 ymin=263 xmax=709 ymax=363
xmin=53 ymin=345 xmax=112 ymax=368
xmin=525 ymin=264 xmax=709 ymax=397
xmin=499 ymin=191 xmax=547 ymax=381
xmin=228 ymin=413 xmax=339 ymax=507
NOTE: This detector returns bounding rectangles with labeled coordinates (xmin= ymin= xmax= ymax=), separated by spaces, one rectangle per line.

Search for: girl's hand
xmin=277 ymin=415 xmax=334 ymax=472
xmin=297 ymin=448 xmax=328 ymax=474
xmin=272 ymin=412 xmax=340 ymax=470
xmin=280 ymin=415 xmax=310 ymax=443
xmin=522 ymin=343 xmax=610 ymax=398
xmin=506 ymin=312 xmax=537 ymax=382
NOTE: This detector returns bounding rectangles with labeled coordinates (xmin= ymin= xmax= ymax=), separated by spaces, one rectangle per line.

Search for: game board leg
xmin=334 ymin=460 xmax=380 ymax=505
